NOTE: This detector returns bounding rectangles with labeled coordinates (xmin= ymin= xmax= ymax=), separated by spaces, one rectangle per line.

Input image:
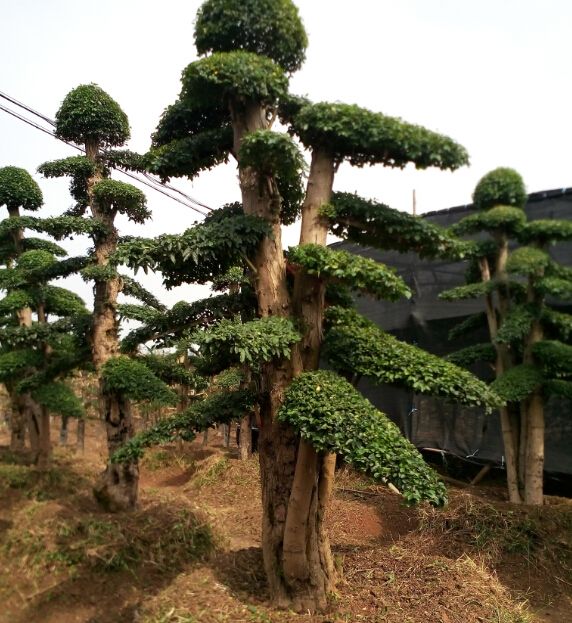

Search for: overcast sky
xmin=1 ymin=0 xmax=571 ymax=309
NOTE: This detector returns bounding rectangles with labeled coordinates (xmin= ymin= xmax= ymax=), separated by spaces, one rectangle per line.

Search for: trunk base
xmin=93 ymin=462 xmax=139 ymax=512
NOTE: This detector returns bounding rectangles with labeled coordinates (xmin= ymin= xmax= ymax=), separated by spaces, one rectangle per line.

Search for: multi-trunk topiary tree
xmin=112 ymin=0 xmax=501 ymax=611
xmin=442 ymin=167 xmax=572 ymax=505
xmin=0 ymin=166 xmax=90 ymax=467
xmin=39 ymin=84 xmax=177 ymax=510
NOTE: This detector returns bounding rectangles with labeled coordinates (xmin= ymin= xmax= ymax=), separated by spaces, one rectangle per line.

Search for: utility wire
xmin=0 ymin=91 xmax=213 ymax=216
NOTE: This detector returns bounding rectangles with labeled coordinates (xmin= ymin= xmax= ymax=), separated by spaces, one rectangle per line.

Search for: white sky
xmin=1 ymin=0 xmax=572 ymax=309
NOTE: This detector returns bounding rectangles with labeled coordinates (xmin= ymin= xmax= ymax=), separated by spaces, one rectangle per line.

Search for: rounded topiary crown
xmin=0 ymin=166 xmax=43 ymax=211
xmin=194 ymin=0 xmax=308 ymax=73
xmin=472 ymin=167 xmax=527 ymax=211
xmin=55 ymin=84 xmax=130 ymax=147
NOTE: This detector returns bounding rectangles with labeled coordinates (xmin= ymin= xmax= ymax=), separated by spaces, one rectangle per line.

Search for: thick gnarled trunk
xmin=232 ymin=101 xmax=336 ymax=610
xmin=93 ymin=391 xmax=139 ymax=511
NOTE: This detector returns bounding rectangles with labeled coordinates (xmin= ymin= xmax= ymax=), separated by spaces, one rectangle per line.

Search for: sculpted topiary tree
xmin=0 ymin=166 xmax=43 ymax=450
xmin=40 ymin=84 xmax=176 ymax=510
xmin=0 ymin=167 xmax=92 ymax=466
xmin=442 ymin=168 xmax=572 ymax=504
xmin=116 ymin=0 xmax=500 ymax=610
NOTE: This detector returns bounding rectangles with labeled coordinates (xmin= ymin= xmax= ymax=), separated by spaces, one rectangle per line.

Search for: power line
xmin=0 ymin=90 xmax=55 ymax=127
xmin=0 ymin=91 xmax=213 ymax=216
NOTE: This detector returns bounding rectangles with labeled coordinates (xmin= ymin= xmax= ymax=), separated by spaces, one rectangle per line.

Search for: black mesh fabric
xmin=330 ymin=188 xmax=572 ymax=474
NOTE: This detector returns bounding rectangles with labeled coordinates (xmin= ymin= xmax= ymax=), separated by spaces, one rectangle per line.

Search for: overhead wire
xmin=0 ymin=91 xmax=213 ymax=216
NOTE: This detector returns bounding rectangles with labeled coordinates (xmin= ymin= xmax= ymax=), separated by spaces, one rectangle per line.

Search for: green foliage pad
xmin=278 ymin=370 xmax=447 ymax=506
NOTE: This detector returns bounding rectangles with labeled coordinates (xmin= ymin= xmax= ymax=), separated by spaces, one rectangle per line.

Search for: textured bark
xmin=293 ymin=149 xmax=334 ymax=369
xmin=85 ymin=138 xmax=138 ymax=511
xmin=35 ymin=408 xmax=51 ymax=470
xmin=232 ymin=101 xmax=338 ymax=610
xmin=239 ymin=414 xmax=252 ymax=460
xmin=524 ymin=391 xmax=544 ymax=505
xmin=93 ymin=391 xmax=139 ymax=511
xmin=523 ymin=295 xmax=544 ymax=505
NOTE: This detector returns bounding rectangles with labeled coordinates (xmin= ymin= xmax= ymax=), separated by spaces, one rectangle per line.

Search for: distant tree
xmin=442 ymin=168 xmax=572 ymax=504
xmin=39 ymin=84 xmax=176 ymax=509
xmin=0 ymin=166 xmax=89 ymax=467
xmin=113 ymin=0 xmax=500 ymax=611
xmin=0 ymin=166 xmax=43 ymax=451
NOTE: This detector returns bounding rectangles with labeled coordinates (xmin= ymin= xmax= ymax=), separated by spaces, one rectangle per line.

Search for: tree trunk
xmin=222 ymin=424 xmax=230 ymax=448
xmin=518 ymin=400 xmax=528 ymax=489
xmin=478 ymin=256 xmax=522 ymax=503
xmin=35 ymin=407 xmax=51 ymax=470
xmin=76 ymin=418 xmax=85 ymax=452
xmin=60 ymin=415 xmax=69 ymax=445
xmin=93 ymin=390 xmax=139 ymax=512
xmin=25 ymin=396 xmax=43 ymax=464
xmin=35 ymin=303 xmax=52 ymax=468
xmin=523 ymin=298 xmax=544 ymax=505
xmin=232 ymin=101 xmax=336 ymax=610
xmin=85 ymin=138 xmax=138 ymax=512
xmin=9 ymin=395 xmax=27 ymax=452
xmin=524 ymin=391 xmax=544 ymax=505
xmin=239 ymin=414 xmax=252 ymax=460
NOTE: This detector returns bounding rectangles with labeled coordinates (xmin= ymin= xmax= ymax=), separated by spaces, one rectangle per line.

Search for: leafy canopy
xmin=112 ymin=388 xmax=256 ymax=463
xmin=197 ymin=316 xmax=301 ymax=366
xmin=38 ymin=156 xmax=97 ymax=206
xmin=55 ymin=84 xmax=130 ymax=147
xmin=518 ymin=219 xmax=572 ymax=245
xmin=451 ymin=206 xmax=527 ymax=237
xmin=289 ymin=102 xmax=469 ymax=170
xmin=93 ymin=179 xmax=150 ymax=223
xmin=101 ymin=356 xmax=177 ymax=406
xmin=491 ymin=365 xmax=544 ymax=402
xmin=0 ymin=166 xmax=43 ymax=211
xmin=323 ymin=307 xmax=502 ymax=411
xmin=278 ymin=371 xmax=447 ymax=506
xmin=116 ymin=209 xmax=269 ymax=288
xmin=181 ymin=52 xmax=288 ymax=108
xmin=326 ymin=192 xmax=470 ymax=259
xmin=195 ymin=0 xmax=308 ymax=73
xmin=287 ymin=243 xmax=411 ymax=301
xmin=472 ymin=167 xmax=527 ymax=211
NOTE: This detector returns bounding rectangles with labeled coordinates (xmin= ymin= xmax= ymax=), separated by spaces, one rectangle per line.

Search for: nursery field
xmin=0 ymin=418 xmax=571 ymax=623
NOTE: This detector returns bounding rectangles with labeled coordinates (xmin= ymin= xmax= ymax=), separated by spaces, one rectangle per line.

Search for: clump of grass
xmin=419 ymin=496 xmax=540 ymax=559
xmin=0 ymin=456 xmax=90 ymax=501
xmin=418 ymin=492 xmax=572 ymax=579
xmin=3 ymin=502 xmax=215 ymax=577
xmin=0 ymin=464 xmax=32 ymax=490
xmin=190 ymin=456 xmax=229 ymax=489
xmin=141 ymin=448 xmax=194 ymax=472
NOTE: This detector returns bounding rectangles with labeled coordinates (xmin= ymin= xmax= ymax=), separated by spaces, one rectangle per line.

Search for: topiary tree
xmin=0 ymin=167 xmax=92 ymax=466
xmin=441 ymin=167 xmax=572 ymax=504
xmin=114 ymin=0 xmax=500 ymax=610
xmin=39 ymin=84 xmax=176 ymax=510
xmin=0 ymin=166 xmax=44 ymax=451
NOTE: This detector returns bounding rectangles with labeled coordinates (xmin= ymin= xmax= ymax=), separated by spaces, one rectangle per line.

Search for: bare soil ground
xmin=0 ymin=418 xmax=571 ymax=623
